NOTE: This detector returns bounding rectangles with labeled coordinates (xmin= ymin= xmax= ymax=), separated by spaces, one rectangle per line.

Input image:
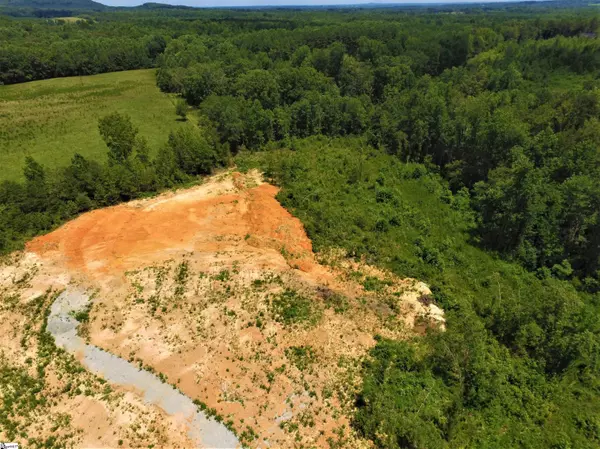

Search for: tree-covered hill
xmin=0 ymin=0 xmax=104 ymax=8
xmin=0 ymin=0 xmax=106 ymax=16
xmin=135 ymin=2 xmax=194 ymax=9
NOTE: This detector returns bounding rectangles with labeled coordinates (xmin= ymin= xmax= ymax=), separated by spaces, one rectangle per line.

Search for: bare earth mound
xmin=1 ymin=171 xmax=443 ymax=448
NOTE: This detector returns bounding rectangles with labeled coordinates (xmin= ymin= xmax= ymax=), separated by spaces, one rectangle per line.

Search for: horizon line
xmin=95 ymin=0 xmax=550 ymax=8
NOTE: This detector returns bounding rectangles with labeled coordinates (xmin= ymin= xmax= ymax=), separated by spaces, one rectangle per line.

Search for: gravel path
xmin=47 ymin=289 xmax=240 ymax=449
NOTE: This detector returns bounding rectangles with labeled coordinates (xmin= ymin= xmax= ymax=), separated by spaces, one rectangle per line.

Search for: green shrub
xmin=270 ymin=289 xmax=320 ymax=326
xmin=285 ymin=345 xmax=316 ymax=371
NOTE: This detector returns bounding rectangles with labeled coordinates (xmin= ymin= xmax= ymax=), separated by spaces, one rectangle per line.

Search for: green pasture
xmin=0 ymin=69 xmax=187 ymax=182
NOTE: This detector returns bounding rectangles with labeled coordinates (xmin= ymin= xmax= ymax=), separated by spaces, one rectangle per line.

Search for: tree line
xmin=1 ymin=6 xmax=597 ymax=84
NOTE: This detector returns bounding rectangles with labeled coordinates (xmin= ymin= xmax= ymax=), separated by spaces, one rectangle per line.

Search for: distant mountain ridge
xmin=0 ymin=0 xmax=106 ymax=11
xmin=0 ymin=0 xmax=584 ymax=15
xmin=135 ymin=2 xmax=195 ymax=9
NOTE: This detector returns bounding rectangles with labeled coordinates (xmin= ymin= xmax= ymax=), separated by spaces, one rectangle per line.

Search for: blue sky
xmin=97 ymin=0 xmax=528 ymax=7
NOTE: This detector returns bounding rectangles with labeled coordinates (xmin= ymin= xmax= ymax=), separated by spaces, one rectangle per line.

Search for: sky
xmin=97 ymin=0 xmax=530 ymax=8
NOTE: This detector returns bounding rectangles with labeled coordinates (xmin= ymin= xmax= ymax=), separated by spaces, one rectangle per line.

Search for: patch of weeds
xmin=213 ymin=269 xmax=231 ymax=282
xmin=174 ymin=260 xmax=190 ymax=297
xmin=224 ymin=307 xmax=237 ymax=318
xmin=131 ymin=280 xmax=144 ymax=294
xmin=240 ymin=426 xmax=258 ymax=446
xmin=223 ymin=388 xmax=246 ymax=406
xmin=269 ymin=289 xmax=321 ymax=326
xmin=348 ymin=270 xmax=363 ymax=282
xmin=327 ymin=294 xmax=349 ymax=313
xmin=0 ymin=294 xmax=20 ymax=312
xmin=256 ymin=272 xmax=284 ymax=286
xmin=251 ymin=279 xmax=267 ymax=290
xmin=0 ymin=364 xmax=46 ymax=441
xmin=362 ymin=276 xmax=392 ymax=292
xmin=285 ymin=345 xmax=316 ymax=371
xmin=74 ymin=303 xmax=93 ymax=340
xmin=327 ymin=425 xmax=351 ymax=449
xmin=72 ymin=303 xmax=92 ymax=323
xmin=153 ymin=264 xmax=170 ymax=291
xmin=298 ymin=410 xmax=316 ymax=428
xmin=13 ymin=269 xmax=35 ymax=287
xmin=279 ymin=420 xmax=299 ymax=434
xmin=253 ymin=311 xmax=265 ymax=329
xmin=148 ymin=294 xmax=160 ymax=316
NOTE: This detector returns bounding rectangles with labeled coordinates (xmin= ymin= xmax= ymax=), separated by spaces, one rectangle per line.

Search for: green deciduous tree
xmin=166 ymin=127 xmax=219 ymax=175
xmin=234 ymin=69 xmax=280 ymax=109
xmin=98 ymin=112 xmax=138 ymax=165
xmin=181 ymin=63 xmax=228 ymax=106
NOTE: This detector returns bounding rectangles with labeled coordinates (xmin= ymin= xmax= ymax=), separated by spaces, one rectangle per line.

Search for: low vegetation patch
xmin=285 ymin=345 xmax=317 ymax=371
xmin=269 ymin=289 xmax=321 ymax=326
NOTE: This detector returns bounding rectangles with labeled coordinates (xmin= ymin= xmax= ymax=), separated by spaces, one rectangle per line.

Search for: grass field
xmin=0 ymin=69 xmax=189 ymax=182
xmin=51 ymin=17 xmax=86 ymax=23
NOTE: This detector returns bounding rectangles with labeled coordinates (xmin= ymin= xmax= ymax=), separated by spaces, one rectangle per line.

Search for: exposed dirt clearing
xmin=0 ymin=253 xmax=196 ymax=449
xmin=21 ymin=170 xmax=444 ymax=448
xmin=27 ymin=170 xmax=318 ymax=284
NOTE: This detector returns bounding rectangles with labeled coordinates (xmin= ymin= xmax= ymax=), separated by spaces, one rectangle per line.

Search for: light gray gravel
xmin=47 ymin=289 xmax=240 ymax=449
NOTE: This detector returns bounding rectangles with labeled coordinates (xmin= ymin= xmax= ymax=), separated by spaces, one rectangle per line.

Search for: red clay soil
xmin=27 ymin=172 xmax=316 ymax=280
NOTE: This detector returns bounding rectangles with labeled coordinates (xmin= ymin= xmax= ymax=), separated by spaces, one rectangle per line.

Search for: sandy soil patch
xmin=0 ymin=253 xmax=195 ymax=449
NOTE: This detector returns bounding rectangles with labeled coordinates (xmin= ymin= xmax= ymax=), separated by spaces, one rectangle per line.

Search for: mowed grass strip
xmin=50 ymin=17 xmax=87 ymax=23
xmin=0 ymin=69 xmax=187 ymax=182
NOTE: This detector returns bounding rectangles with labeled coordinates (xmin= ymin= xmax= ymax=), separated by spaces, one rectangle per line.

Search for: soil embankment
xmin=27 ymin=171 xmax=316 ymax=281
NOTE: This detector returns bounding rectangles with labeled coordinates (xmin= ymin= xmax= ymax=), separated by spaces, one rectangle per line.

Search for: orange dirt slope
xmin=28 ymin=170 xmax=317 ymax=281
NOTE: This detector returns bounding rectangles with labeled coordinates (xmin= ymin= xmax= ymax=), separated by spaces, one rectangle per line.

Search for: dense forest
xmin=2 ymin=2 xmax=600 ymax=448
xmin=154 ymin=8 xmax=600 ymax=286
